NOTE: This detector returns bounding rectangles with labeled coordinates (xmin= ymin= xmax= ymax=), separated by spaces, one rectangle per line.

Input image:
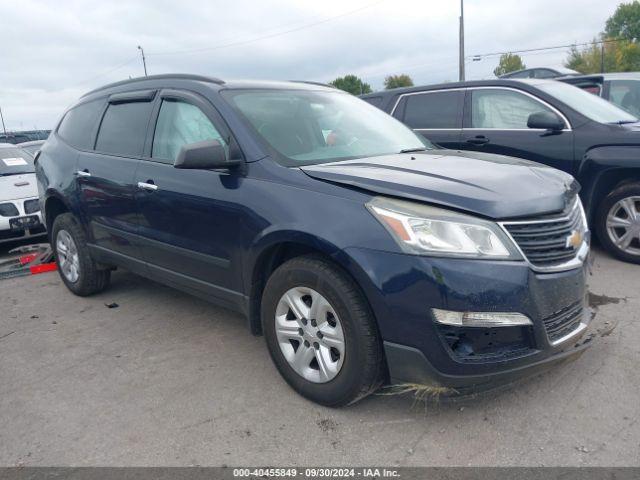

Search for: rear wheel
xmin=595 ymin=183 xmax=640 ymax=264
xmin=262 ymin=255 xmax=384 ymax=406
xmin=52 ymin=213 xmax=111 ymax=295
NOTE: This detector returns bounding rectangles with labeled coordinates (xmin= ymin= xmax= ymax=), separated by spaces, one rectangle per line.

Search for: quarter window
xmin=95 ymin=101 xmax=154 ymax=157
xmin=57 ymin=99 xmax=104 ymax=150
xmin=152 ymin=100 xmax=226 ymax=162
xmin=400 ymin=91 xmax=463 ymax=129
xmin=471 ymin=89 xmax=555 ymax=129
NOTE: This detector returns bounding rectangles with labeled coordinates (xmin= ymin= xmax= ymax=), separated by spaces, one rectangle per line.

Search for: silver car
xmin=0 ymin=143 xmax=46 ymax=243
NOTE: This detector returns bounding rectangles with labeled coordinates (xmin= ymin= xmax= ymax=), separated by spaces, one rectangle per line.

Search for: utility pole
xmin=600 ymin=43 xmax=605 ymax=73
xmin=137 ymin=45 xmax=148 ymax=77
xmin=459 ymin=0 xmax=465 ymax=81
xmin=0 ymin=106 xmax=7 ymax=137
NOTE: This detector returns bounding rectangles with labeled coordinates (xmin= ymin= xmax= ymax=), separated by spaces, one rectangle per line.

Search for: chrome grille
xmin=542 ymin=300 xmax=584 ymax=344
xmin=502 ymin=198 xmax=586 ymax=269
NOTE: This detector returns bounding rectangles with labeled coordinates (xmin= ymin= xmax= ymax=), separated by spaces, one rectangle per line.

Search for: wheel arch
xmin=244 ymin=231 xmax=377 ymax=337
xmin=43 ymin=192 xmax=73 ymax=235
xmin=579 ymin=146 xmax=640 ymax=223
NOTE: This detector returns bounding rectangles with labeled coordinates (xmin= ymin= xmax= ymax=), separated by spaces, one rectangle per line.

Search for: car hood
xmin=0 ymin=173 xmax=38 ymax=202
xmin=300 ymin=150 xmax=578 ymax=219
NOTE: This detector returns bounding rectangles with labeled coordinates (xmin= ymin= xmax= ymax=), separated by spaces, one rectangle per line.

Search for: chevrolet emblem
xmin=565 ymin=230 xmax=583 ymax=249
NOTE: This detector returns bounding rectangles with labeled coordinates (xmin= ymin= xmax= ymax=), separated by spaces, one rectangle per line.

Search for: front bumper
xmin=344 ymin=247 xmax=590 ymax=391
xmin=0 ymin=197 xmax=46 ymax=243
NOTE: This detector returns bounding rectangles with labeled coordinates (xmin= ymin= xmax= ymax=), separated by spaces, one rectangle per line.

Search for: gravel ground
xmin=0 ymin=244 xmax=638 ymax=467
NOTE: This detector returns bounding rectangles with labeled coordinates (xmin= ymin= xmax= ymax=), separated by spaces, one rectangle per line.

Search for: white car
xmin=0 ymin=143 xmax=46 ymax=244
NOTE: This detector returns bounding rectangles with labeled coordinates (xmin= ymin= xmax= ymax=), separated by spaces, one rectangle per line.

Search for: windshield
xmin=538 ymin=81 xmax=638 ymax=124
xmin=222 ymin=89 xmax=431 ymax=166
xmin=0 ymin=148 xmax=35 ymax=176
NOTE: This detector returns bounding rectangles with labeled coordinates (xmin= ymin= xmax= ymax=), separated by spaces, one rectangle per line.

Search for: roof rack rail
xmin=289 ymin=80 xmax=336 ymax=89
xmin=81 ymin=74 xmax=225 ymax=98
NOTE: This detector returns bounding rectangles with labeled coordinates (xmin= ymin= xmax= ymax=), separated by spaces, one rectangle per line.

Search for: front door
xmin=461 ymin=87 xmax=575 ymax=175
xmin=134 ymin=90 xmax=246 ymax=308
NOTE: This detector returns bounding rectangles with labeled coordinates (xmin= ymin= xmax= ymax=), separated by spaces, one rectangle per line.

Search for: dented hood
xmin=300 ymin=150 xmax=578 ymax=219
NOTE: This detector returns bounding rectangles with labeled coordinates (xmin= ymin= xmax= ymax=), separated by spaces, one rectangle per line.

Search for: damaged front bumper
xmin=344 ymin=247 xmax=591 ymax=393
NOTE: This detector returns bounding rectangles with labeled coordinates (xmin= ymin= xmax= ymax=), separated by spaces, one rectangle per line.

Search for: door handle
xmin=466 ymin=136 xmax=490 ymax=145
xmin=137 ymin=181 xmax=158 ymax=192
xmin=75 ymin=170 xmax=91 ymax=177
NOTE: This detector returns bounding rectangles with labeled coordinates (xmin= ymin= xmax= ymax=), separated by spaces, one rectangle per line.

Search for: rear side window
xmin=152 ymin=100 xmax=226 ymax=163
xmin=57 ymin=99 xmax=104 ymax=150
xmin=95 ymin=101 xmax=154 ymax=157
xmin=399 ymin=91 xmax=463 ymax=129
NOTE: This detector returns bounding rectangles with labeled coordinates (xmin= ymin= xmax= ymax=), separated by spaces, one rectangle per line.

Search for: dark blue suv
xmin=36 ymin=74 xmax=591 ymax=406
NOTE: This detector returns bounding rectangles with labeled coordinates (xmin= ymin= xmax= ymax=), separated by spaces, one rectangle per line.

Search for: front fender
xmin=577 ymin=146 xmax=640 ymax=220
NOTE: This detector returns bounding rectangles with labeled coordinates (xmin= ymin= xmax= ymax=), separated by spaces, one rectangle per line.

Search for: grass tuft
xmin=378 ymin=383 xmax=455 ymax=409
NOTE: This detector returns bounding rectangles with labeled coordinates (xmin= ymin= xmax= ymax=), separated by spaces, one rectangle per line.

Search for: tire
xmin=51 ymin=213 xmax=111 ymax=295
xmin=595 ymin=183 xmax=640 ymax=264
xmin=261 ymin=255 xmax=384 ymax=407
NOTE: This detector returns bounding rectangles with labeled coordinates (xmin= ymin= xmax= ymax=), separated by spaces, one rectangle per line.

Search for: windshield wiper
xmin=611 ymin=120 xmax=638 ymax=125
xmin=399 ymin=147 xmax=429 ymax=153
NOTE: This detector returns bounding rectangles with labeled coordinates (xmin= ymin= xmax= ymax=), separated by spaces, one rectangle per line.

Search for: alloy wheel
xmin=275 ymin=287 xmax=345 ymax=383
xmin=606 ymin=196 xmax=640 ymax=257
xmin=56 ymin=229 xmax=80 ymax=283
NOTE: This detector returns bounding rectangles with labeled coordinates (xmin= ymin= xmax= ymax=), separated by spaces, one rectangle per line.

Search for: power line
xmin=147 ymin=0 xmax=386 ymax=57
xmin=469 ymin=37 xmax=630 ymax=60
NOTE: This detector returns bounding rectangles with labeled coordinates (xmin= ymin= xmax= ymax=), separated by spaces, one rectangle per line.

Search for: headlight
xmin=366 ymin=196 xmax=521 ymax=259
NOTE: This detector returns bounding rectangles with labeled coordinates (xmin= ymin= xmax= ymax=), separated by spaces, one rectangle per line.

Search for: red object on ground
xmin=19 ymin=254 xmax=38 ymax=265
xmin=29 ymin=263 xmax=57 ymax=275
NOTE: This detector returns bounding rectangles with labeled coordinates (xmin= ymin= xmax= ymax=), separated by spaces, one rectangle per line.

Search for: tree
xmin=605 ymin=0 xmax=640 ymax=41
xmin=565 ymin=39 xmax=620 ymax=73
xmin=384 ymin=74 xmax=414 ymax=89
xmin=493 ymin=53 xmax=526 ymax=77
xmin=567 ymin=1 xmax=640 ymax=73
xmin=329 ymin=75 xmax=372 ymax=95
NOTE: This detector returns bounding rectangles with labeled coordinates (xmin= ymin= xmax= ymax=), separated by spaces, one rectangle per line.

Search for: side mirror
xmin=174 ymin=140 xmax=243 ymax=170
xmin=527 ymin=111 xmax=564 ymax=131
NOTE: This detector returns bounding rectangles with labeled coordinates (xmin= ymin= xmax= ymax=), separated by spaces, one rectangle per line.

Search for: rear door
xmin=133 ymin=89 xmax=246 ymax=309
xmin=391 ymin=89 xmax=464 ymax=149
xmin=461 ymin=87 xmax=575 ymax=174
xmin=76 ymin=90 xmax=155 ymax=262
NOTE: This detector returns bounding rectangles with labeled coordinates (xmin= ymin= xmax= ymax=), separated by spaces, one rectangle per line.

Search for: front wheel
xmin=261 ymin=255 xmax=384 ymax=406
xmin=595 ymin=184 xmax=640 ymax=264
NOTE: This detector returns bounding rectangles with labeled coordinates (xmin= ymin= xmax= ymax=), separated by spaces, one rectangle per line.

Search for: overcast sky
xmin=0 ymin=0 xmax=618 ymax=131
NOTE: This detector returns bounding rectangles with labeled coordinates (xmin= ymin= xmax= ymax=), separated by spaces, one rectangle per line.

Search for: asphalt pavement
xmin=0 ymin=244 xmax=638 ymax=467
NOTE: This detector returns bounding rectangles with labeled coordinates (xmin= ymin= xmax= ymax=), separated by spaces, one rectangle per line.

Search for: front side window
xmin=57 ymin=99 xmax=104 ymax=150
xmin=400 ymin=91 xmax=462 ymax=129
xmin=471 ymin=89 xmax=555 ymax=129
xmin=152 ymin=100 xmax=226 ymax=162
xmin=608 ymin=80 xmax=640 ymax=117
xmin=95 ymin=101 xmax=154 ymax=157
xmin=222 ymin=89 xmax=428 ymax=166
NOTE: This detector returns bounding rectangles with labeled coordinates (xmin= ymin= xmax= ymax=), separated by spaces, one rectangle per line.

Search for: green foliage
xmin=565 ymin=39 xmax=621 ymax=73
xmin=384 ymin=74 xmax=414 ymax=89
xmin=328 ymin=75 xmax=372 ymax=95
xmin=605 ymin=0 xmax=640 ymax=40
xmin=493 ymin=53 xmax=526 ymax=77
xmin=567 ymin=2 xmax=640 ymax=73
